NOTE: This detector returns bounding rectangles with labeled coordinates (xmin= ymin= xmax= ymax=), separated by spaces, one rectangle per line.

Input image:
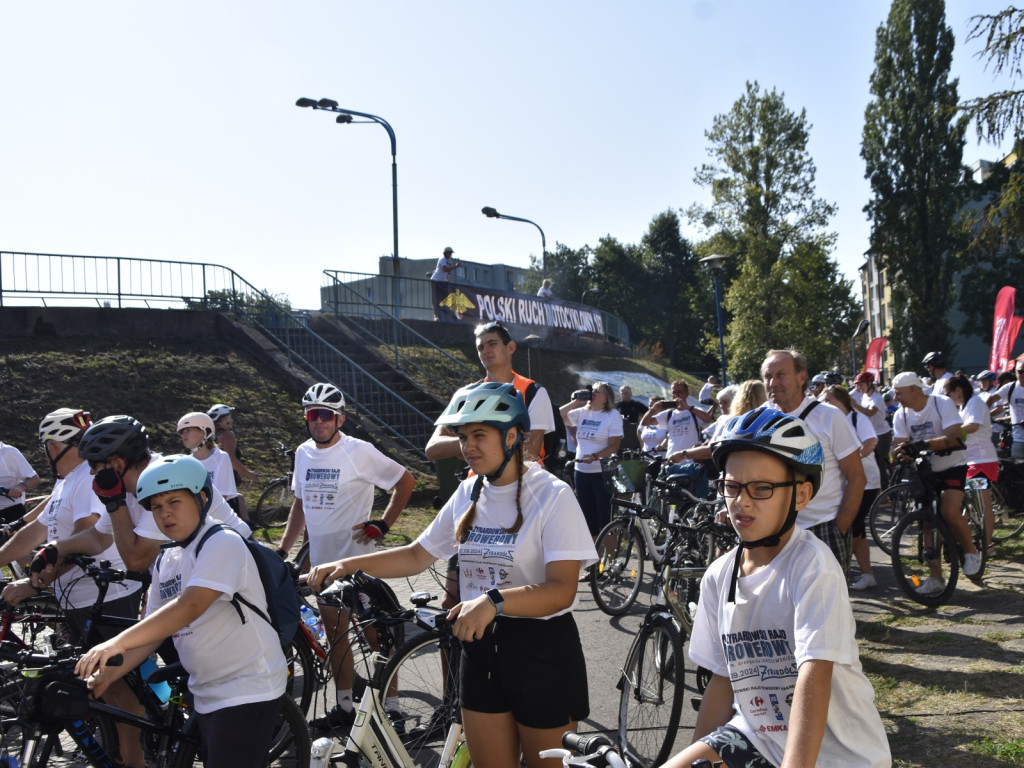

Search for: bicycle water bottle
xmin=299 ymin=603 xmax=325 ymax=643
xmin=140 ymin=655 xmax=171 ymax=704
xmin=0 ymin=755 xmax=17 ymax=767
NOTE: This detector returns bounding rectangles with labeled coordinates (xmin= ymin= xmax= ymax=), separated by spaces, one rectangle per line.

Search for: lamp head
xmin=317 ymin=98 xmax=339 ymax=109
xmin=336 ymin=113 xmax=354 ymax=124
xmin=295 ymin=97 xmax=318 ymax=108
xmin=699 ymin=254 xmax=728 ymax=273
xmin=481 ymin=206 xmax=500 ymax=218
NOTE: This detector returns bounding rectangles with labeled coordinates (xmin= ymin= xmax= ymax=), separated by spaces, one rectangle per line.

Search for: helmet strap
xmin=484 ymin=428 xmax=521 ymax=483
xmin=727 ymin=469 xmax=800 ymax=603
xmin=47 ymin=442 xmax=76 ymax=480
xmin=167 ymin=489 xmax=213 ymax=549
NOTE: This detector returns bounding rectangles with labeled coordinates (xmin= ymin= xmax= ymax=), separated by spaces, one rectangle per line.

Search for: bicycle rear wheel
xmin=991 ymin=481 xmax=1024 ymax=542
xmin=891 ymin=509 xmax=959 ymax=607
xmin=868 ymin=484 xmax=915 ymax=556
xmin=962 ymin=494 xmax=988 ymax=582
xmin=617 ymin=614 xmax=683 ymax=768
xmin=379 ymin=632 xmax=461 ymax=768
xmin=254 ymin=477 xmax=292 ymax=530
xmin=591 ymin=518 xmax=645 ymax=616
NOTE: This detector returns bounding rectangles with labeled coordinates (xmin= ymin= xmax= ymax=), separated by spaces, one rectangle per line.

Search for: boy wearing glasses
xmin=666 ymin=407 xmax=890 ymax=768
xmin=277 ymin=382 xmax=415 ymax=732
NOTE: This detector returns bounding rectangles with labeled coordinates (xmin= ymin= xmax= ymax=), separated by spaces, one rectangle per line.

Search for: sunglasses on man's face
xmin=305 ymin=408 xmax=337 ymax=423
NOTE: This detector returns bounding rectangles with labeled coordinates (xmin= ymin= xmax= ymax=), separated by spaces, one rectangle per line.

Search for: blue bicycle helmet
xmin=136 ymin=454 xmax=211 ymax=511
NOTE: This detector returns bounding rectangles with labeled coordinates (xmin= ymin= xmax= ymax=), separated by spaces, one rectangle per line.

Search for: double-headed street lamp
xmin=700 ymin=254 xmax=729 ymax=386
xmin=481 ymin=207 xmax=547 ymax=275
xmin=296 ymin=97 xmax=400 ymax=315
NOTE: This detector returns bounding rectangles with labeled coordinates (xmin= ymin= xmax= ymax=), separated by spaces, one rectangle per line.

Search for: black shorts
xmin=459 ymin=612 xmax=589 ymax=729
xmin=931 ymin=464 xmax=967 ymax=494
xmin=196 ymin=696 xmax=282 ymax=768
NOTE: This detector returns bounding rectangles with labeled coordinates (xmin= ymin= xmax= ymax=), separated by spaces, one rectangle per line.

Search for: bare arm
xmin=307 ymin=541 xmax=437 ymax=591
xmin=104 ymin=507 xmax=161 ymax=572
xmin=278 ymin=496 xmax=305 ymax=557
xmin=219 ymin=431 xmax=257 ymax=482
xmin=424 ymin=424 xmax=463 ymax=461
xmin=833 ymin=450 xmax=866 ymax=535
xmin=691 ymin=406 xmax=714 ymax=425
xmin=691 ymin=673 xmax=735 ymax=740
xmin=0 ymin=520 xmax=47 ymax=569
xmin=779 ymin=659 xmax=833 ymax=768
xmin=353 ymin=470 xmax=416 ymax=545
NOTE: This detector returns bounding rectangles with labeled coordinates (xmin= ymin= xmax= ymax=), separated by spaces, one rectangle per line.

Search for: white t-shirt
xmin=771 ymin=398 xmax=861 ymax=528
xmin=860 ymin=390 xmax=891 ymax=436
xmin=430 ymin=255 xmax=455 ymax=281
xmin=568 ymin=409 xmax=623 ymax=474
xmin=417 ymin=464 xmax=597 ymax=618
xmin=537 ymin=286 xmax=553 ymax=298
xmin=38 ymin=461 xmax=142 ymax=609
xmin=0 ymin=443 xmax=35 ymax=511
xmin=149 ymin=519 xmax=287 ymax=713
xmin=698 ymin=383 xmax=715 ymax=403
xmin=291 ymin=435 xmax=406 ymax=566
xmin=639 ymin=424 xmax=668 ymax=455
xmin=198 ymin=446 xmax=238 ymax=500
xmin=654 ymin=407 xmax=703 ymax=458
xmin=995 ymin=381 xmax=1024 ymax=443
xmin=703 ymin=412 xmax=733 ymax=443
xmin=688 ymin=526 xmax=891 ymax=768
xmin=924 ymin=371 xmax=952 ymax=395
xmin=892 ymin=395 xmax=965 ymax=473
xmin=848 ymin=412 xmax=881 ymax=491
xmin=960 ymin=395 xmax=999 ymax=467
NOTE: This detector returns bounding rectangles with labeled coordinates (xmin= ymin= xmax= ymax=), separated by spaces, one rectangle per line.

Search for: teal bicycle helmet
xmin=136 ymin=454 xmax=211 ymax=511
xmin=436 ymin=382 xmax=530 ymax=483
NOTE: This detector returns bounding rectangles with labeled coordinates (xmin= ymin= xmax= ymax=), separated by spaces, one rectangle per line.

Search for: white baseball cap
xmin=891 ymin=371 xmax=926 ymax=390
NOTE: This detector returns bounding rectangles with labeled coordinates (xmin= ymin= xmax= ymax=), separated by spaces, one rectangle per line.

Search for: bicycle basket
xmin=602 ymin=460 xmax=635 ymax=495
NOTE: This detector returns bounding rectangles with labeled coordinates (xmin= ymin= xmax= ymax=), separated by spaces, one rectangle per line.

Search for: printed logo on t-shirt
xmin=306 ymin=468 xmax=341 ymax=481
xmin=159 ymin=573 xmax=182 ymax=601
xmin=460 ymin=525 xmax=518 ymax=596
xmin=577 ymin=417 xmax=604 ymax=440
xmin=909 ymin=421 xmax=936 ymax=439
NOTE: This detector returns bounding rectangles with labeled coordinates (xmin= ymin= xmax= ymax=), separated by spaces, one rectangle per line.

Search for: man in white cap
xmin=890 ymin=371 xmax=983 ymax=590
xmin=430 ymin=246 xmax=459 ymax=320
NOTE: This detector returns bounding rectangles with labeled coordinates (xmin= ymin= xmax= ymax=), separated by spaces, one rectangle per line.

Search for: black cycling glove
xmin=361 ymin=520 xmax=390 ymax=540
xmin=30 ymin=542 xmax=60 ymax=575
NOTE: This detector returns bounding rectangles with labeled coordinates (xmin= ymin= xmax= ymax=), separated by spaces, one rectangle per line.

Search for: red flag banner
xmin=864 ymin=337 xmax=887 ymax=379
xmin=1010 ymin=315 xmax=1023 ymax=364
xmin=991 ymin=286 xmax=1017 ymax=372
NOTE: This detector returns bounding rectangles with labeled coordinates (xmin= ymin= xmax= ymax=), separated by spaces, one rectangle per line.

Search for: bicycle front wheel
xmin=991 ymin=481 xmax=1024 ymax=542
xmin=591 ymin=518 xmax=645 ymax=616
xmin=891 ymin=508 xmax=959 ymax=607
xmin=255 ymin=477 xmax=293 ymax=530
xmin=379 ymin=632 xmax=461 ymax=768
xmin=868 ymin=484 xmax=915 ymax=556
xmin=617 ymin=614 xmax=684 ymax=768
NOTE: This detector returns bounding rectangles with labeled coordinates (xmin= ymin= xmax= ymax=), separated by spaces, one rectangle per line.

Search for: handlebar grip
xmin=106 ymin=654 xmax=124 ymax=667
xmin=561 ymin=731 xmax=612 ymax=753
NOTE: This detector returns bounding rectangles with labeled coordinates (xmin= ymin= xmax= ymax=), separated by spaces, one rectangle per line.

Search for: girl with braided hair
xmin=308 ymin=381 xmax=597 ymax=768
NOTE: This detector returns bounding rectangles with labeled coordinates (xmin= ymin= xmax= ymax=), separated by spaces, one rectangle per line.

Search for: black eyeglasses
xmin=715 ymin=479 xmax=802 ymax=500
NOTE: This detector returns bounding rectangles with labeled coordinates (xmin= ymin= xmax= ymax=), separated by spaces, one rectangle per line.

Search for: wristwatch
xmin=486 ymin=588 xmax=504 ymax=616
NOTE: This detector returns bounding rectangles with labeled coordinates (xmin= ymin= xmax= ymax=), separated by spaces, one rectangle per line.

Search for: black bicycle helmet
xmin=78 ymin=415 xmax=149 ymax=464
xmin=922 ymin=351 xmax=946 ymax=368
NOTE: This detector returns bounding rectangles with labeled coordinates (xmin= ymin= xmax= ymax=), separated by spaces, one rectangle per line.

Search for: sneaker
xmin=963 ymin=551 xmax=983 ymax=577
xmin=310 ymin=704 xmax=356 ymax=732
xmin=850 ymin=573 xmax=878 ymax=591
xmin=915 ymin=577 xmax=945 ymax=596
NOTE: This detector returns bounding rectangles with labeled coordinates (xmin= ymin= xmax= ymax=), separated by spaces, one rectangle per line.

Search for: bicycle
xmin=615 ymin=498 xmax=735 ymax=768
xmin=254 ymin=439 xmax=297 ymax=533
xmin=889 ymin=450 xmax=987 ymax=607
xmin=308 ymin=571 xmax=467 ymax=768
xmin=542 ymin=732 xmax=628 ymax=768
xmin=590 ymin=475 xmax=722 ymax=617
xmin=867 ymin=461 xmax=920 ymax=556
xmin=990 ymin=457 xmax=1024 ymax=543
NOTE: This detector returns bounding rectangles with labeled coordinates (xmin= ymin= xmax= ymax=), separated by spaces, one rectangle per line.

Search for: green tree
xmin=688 ymin=81 xmax=858 ymax=379
xmin=525 ymin=243 xmax=593 ymax=305
xmin=861 ymin=0 xmax=965 ymax=369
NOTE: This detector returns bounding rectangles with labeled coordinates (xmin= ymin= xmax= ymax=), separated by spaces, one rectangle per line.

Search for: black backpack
xmin=522 ymin=381 xmax=567 ymax=473
xmin=162 ymin=523 xmax=299 ymax=648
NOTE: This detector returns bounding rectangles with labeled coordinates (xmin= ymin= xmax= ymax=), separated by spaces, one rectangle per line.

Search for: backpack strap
xmin=193 ymin=523 xmax=270 ymax=629
xmin=797 ymin=400 xmax=819 ymax=421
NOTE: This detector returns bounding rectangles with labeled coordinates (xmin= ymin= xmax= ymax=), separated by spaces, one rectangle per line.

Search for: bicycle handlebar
xmin=558 ymin=731 xmax=629 ymax=768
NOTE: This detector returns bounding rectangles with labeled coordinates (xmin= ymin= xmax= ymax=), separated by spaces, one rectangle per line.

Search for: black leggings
xmin=196 ymin=696 xmax=283 ymax=768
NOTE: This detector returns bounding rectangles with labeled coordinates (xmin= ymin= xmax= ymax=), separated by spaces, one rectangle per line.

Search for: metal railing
xmin=0 ymin=251 xmax=432 ymax=455
xmin=324 ymin=269 xmax=631 ymax=345
xmin=322 ymin=270 xmax=477 ymax=399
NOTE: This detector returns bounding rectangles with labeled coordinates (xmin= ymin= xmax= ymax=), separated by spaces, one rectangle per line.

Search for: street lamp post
xmin=581 ymin=287 xmax=598 ymax=305
xmin=481 ymin=207 xmax=547 ymax=275
xmin=851 ymin=319 xmax=871 ymax=375
xmin=296 ymin=97 xmax=400 ymax=317
xmin=700 ymin=254 xmax=729 ymax=386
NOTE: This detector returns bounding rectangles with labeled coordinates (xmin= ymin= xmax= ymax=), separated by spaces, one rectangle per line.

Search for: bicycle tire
xmin=617 ymin=614 xmax=684 ymax=768
xmin=379 ymin=631 xmax=461 ymax=768
xmin=991 ymin=481 xmax=1024 ymax=542
xmin=255 ymin=477 xmax=293 ymax=530
xmin=286 ymin=631 xmax=317 ymax=716
xmin=890 ymin=508 xmax=959 ymax=607
xmin=268 ymin=695 xmax=313 ymax=764
xmin=591 ymin=518 xmax=646 ymax=616
xmin=868 ymin=484 xmax=915 ymax=556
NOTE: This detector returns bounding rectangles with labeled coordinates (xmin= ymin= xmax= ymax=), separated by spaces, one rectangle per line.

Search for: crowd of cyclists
xmin=2 ymin=328 xmax=1019 ymax=767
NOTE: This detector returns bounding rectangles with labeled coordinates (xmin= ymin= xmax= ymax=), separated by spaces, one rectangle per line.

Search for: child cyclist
xmin=308 ymin=382 xmax=597 ymax=768
xmin=76 ymin=455 xmax=287 ymax=768
xmin=176 ymin=411 xmax=242 ymax=515
xmin=666 ymin=407 xmax=890 ymax=768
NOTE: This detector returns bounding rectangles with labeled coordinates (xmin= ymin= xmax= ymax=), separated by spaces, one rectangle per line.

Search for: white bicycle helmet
xmin=39 ymin=409 xmax=92 ymax=445
xmin=303 ymin=383 xmax=345 ymax=412
xmin=176 ymin=412 xmax=215 ymax=440
xmin=207 ymin=404 xmax=234 ymax=422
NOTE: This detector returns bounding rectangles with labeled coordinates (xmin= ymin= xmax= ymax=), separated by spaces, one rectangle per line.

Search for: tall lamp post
xmin=581 ymin=287 xmax=598 ymax=305
xmin=296 ymin=97 xmax=400 ymax=316
xmin=700 ymin=254 xmax=729 ymax=386
xmin=481 ymin=207 xmax=547 ymax=275
xmin=851 ymin=319 xmax=870 ymax=375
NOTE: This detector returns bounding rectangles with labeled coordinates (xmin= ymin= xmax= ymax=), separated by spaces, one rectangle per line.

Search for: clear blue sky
xmin=0 ymin=1 xmax=1014 ymax=309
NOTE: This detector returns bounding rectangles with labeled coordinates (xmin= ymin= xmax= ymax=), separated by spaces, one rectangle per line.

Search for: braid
xmin=506 ymin=440 xmax=525 ymax=535
xmin=455 ymin=498 xmax=477 ymax=544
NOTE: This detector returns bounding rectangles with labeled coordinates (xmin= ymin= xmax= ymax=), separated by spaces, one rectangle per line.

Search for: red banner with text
xmin=991 ymin=286 xmax=1017 ymax=373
